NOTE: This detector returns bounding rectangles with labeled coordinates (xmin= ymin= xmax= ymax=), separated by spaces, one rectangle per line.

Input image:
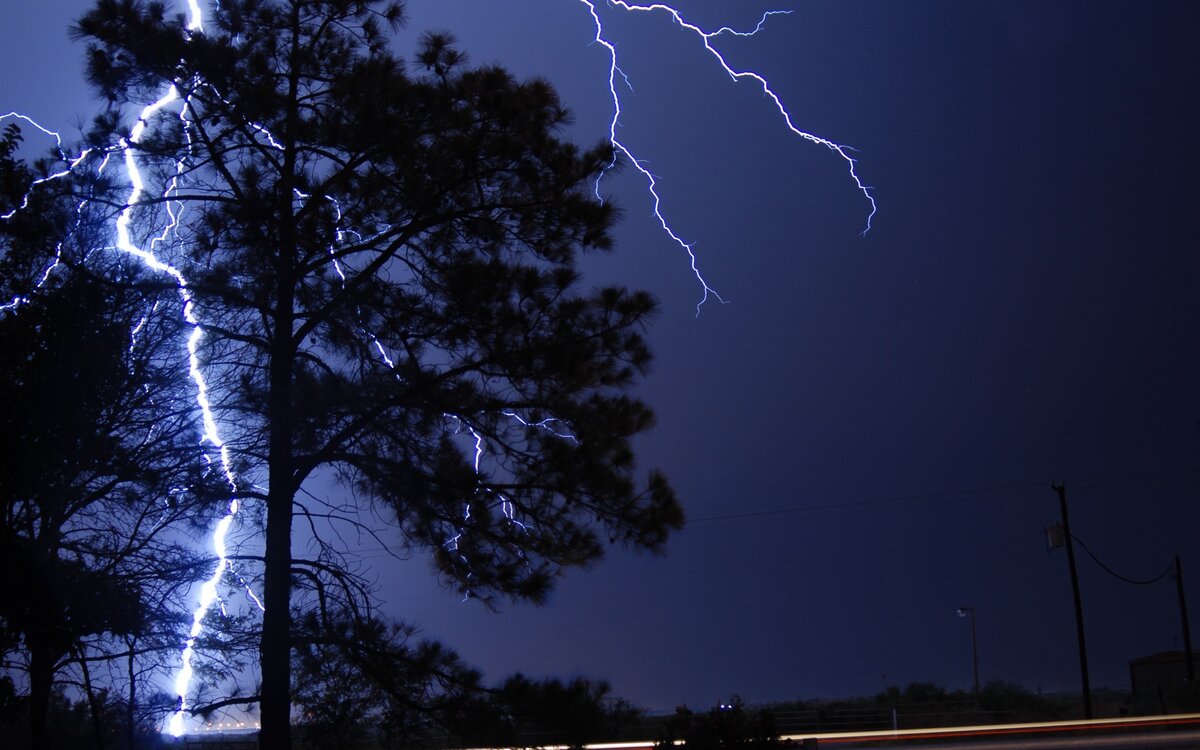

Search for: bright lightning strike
xmin=578 ymin=0 xmax=877 ymax=313
xmin=2 ymin=91 xmax=252 ymax=735
xmin=0 ymin=114 xmax=94 ymax=222
xmin=100 ymin=3 xmax=259 ymax=737
xmin=319 ymin=189 xmax=557 ymax=606
xmin=0 ymin=113 xmax=98 ymax=312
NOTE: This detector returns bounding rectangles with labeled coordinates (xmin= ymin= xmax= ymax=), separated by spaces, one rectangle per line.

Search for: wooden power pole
xmin=1177 ymin=555 xmax=1195 ymax=682
xmin=1052 ymin=482 xmax=1093 ymax=719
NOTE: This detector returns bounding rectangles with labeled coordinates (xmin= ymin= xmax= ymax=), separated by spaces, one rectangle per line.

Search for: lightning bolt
xmin=321 ymin=197 xmax=553 ymax=604
xmin=2 ymin=93 xmax=253 ymax=736
xmin=578 ymin=0 xmax=877 ymax=313
xmin=0 ymin=114 xmax=100 ymax=312
xmin=3 ymin=0 xmax=876 ymax=738
xmin=105 ymin=10 xmax=262 ymax=735
xmin=0 ymin=114 xmax=94 ymax=222
xmin=31 ymin=1 xmax=261 ymax=736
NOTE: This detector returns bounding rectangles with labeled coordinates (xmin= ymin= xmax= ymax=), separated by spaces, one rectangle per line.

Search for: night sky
xmin=3 ymin=0 xmax=1199 ymax=715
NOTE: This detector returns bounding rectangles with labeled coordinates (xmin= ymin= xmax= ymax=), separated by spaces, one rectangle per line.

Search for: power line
xmin=1070 ymin=534 xmax=1173 ymax=586
xmin=688 ymin=482 xmax=1045 ymax=526
xmin=687 ymin=467 xmax=1200 ymax=529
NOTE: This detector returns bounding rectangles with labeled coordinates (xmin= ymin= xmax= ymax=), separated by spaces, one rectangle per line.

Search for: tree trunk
xmin=258 ymin=286 xmax=297 ymax=750
xmin=259 ymin=22 xmax=301 ymax=739
xmin=259 ymin=485 xmax=294 ymax=749
xmin=77 ymin=647 xmax=108 ymax=750
xmin=126 ymin=638 xmax=137 ymax=750
xmin=28 ymin=644 xmax=54 ymax=750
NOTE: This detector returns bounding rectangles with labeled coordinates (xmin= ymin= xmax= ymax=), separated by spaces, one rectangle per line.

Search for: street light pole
xmin=957 ymin=606 xmax=979 ymax=697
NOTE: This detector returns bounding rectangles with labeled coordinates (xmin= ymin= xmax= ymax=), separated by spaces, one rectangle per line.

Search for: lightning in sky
xmin=117 ymin=91 xmax=263 ymax=740
xmin=0 ymin=113 xmax=97 ymax=313
xmin=578 ymin=0 xmax=877 ymax=312
xmin=0 ymin=115 xmax=93 ymax=223
xmin=2 ymin=0 xmax=875 ymax=737
xmin=1 ymin=99 xmax=254 ymax=735
xmin=7 ymin=1 xmax=257 ymax=736
xmin=86 ymin=5 xmax=269 ymax=735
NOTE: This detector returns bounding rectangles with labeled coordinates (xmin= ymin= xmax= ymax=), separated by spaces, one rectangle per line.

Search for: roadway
xmin=823 ymin=728 xmax=1200 ymax=749
xmin=780 ymin=713 xmax=1200 ymax=749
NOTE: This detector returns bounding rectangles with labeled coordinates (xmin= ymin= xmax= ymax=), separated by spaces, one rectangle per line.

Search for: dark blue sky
xmin=3 ymin=0 xmax=1199 ymax=714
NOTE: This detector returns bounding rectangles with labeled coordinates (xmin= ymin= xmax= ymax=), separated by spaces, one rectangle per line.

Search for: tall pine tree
xmin=75 ymin=2 xmax=683 ymax=747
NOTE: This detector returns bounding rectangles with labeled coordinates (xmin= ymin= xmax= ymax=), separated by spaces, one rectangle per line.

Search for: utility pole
xmin=1052 ymin=482 xmax=1092 ymax=719
xmin=957 ymin=606 xmax=980 ymax=697
xmin=1176 ymin=555 xmax=1195 ymax=682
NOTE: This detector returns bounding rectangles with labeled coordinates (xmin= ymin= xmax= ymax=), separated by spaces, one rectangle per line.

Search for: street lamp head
xmin=957 ymin=606 xmax=972 ymax=618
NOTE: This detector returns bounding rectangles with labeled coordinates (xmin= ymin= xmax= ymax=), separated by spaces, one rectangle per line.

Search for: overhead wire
xmin=1070 ymin=535 xmax=1174 ymax=586
xmin=686 ymin=467 xmax=1200 ymax=529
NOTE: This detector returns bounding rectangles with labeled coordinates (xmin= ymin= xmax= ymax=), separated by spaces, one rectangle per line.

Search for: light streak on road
xmin=440 ymin=713 xmax=1200 ymax=750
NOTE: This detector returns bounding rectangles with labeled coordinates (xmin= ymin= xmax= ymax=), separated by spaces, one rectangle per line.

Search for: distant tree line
xmin=614 ymin=680 xmax=1200 ymax=749
xmin=744 ymin=680 xmax=1200 ymax=735
xmin=652 ymin=698 xmax=781 ymax=750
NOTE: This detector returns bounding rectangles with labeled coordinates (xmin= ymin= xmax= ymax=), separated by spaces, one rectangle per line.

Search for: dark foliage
xmin=290 ymin=613 xmax=639 ymax=750
xmin=290 ymin=611 xmax=481 ymax=749
xmin=656 ymin=698 xmax=781 ymax=750
xmin=0 ymin=123 xmax=218 ymax=749
xmin=484 ymin=673 xmax=642 ymax=750
xmin=764 ymin=680 xmax=1159 ymax=733
xmin=0 ymin=686 xmax=167 ymax=750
